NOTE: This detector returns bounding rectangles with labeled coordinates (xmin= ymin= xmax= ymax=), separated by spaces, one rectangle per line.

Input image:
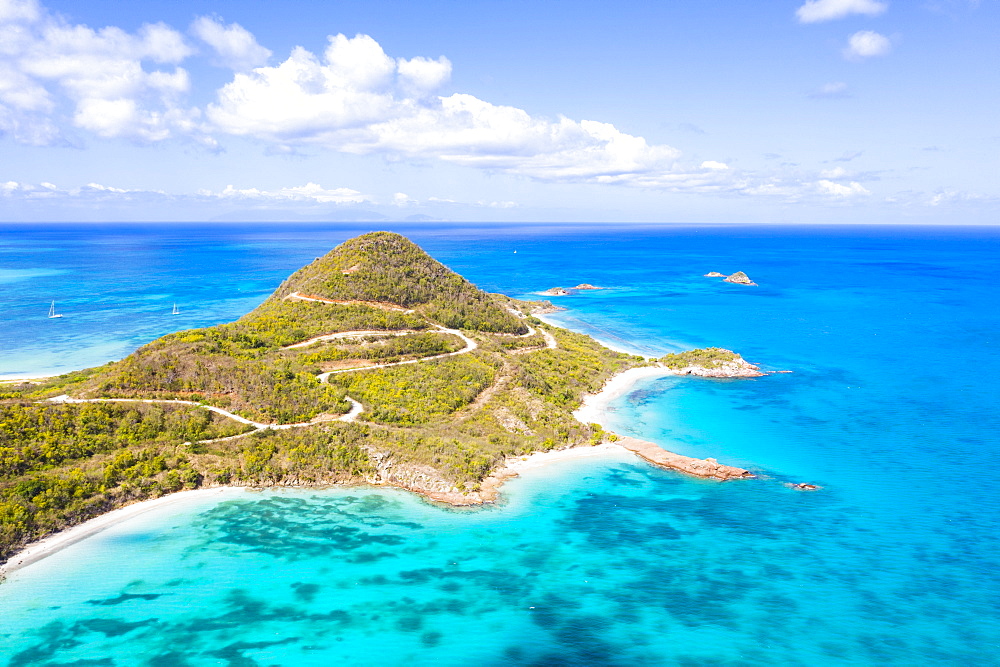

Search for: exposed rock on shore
xmin=615 ymin=436 xmax=754 ymax=480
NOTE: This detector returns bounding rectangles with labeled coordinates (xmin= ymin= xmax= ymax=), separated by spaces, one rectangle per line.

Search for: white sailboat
xmin=48 ymin=300 xmax=63 ymax=318
xmin=171 ymin=303 xmax=180 ymax=315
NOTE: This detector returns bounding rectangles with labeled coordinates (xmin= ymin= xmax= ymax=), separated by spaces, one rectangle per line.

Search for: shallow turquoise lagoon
xmin=1 ymin=223 xmax=998 ymax=664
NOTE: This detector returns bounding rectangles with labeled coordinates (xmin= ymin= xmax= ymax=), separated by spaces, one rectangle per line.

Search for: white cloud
xmin=396 ymin=55 xmax=451 ymax=95
xmin=820 ymin=166 xmax=849 ymax=178
xmin=206 ymin=182 xmax=371 ymax=204
xmin=816 ymin=179 xmax=870 ymax=196
xmin=0 ymin=2 xmax=204 ymax=144
xmin=0 ymin=0 xmax=40 ymax=23
xmin=0 ymin=3 xmax=871 ymax=202
xmin=206 ymin=34 xmax=686 ymax=186
xmin=844 ymin=31 xmax=892 ymax=60
xmin=84 ymin=182 xmax=130 ymax=193
xmin=190 ymin=16 xmax=271 ymax=71
xmin=391 ymin=192 xmax=417 ymax=206
xmin=796 ymin=0 xmax=888 ymax=23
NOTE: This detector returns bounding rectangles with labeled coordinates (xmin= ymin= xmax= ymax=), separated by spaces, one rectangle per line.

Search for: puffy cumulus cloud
xmin=203 ymin=182 xmax=371 ymax=204
xmin=190 ymin=16 xmax=271 ymax=71
xmin=206 ymin=34 xmax=687 ymax=186
xmin=0 ymin=0 xmax=206 ymax=144
xmin=796 ymin=0 xmax=888 ymax=23
xmin=0 ymin=7 xmax=746 ymax=195
xmin=0 ymin=0 xmax=40 ymax=23
xmin=844 ymin=30 xmax=892 ymax=59
xmin=396 ymin=55 xmax=451 ymax=95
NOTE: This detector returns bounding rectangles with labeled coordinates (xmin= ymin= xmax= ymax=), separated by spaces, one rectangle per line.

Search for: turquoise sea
xmin=1 ymin=223 xmax=999 ymax=665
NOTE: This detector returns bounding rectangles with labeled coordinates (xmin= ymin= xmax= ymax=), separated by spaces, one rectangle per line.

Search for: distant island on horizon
xmin=0 ymin=232 xmax=763 ymax=568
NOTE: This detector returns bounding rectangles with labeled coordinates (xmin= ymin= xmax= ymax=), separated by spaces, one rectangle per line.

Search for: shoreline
xmin=0 ymin=363 xmax=750 ymax=576
xmin=1 ymin=328 xmax=756 ymax=575
xmin=572 ymin=366 xmax=755 ymax=481
xmin=0 ymin=373 xmax=59 ymax=384
xmin=0 ymin=488 xmax=238 ymax=578
xmin=533 ymin=313 xmax=655 ymax=358
xmin=0 ymin=446 xmax=631 ymax=577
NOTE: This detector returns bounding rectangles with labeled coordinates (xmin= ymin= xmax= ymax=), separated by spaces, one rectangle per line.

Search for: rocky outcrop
xmin=660 ymin=348 xmax=765 ymax=377
xmin=663 ymin=357 xmax=764 ymax=378
xmin=704 ymin=272 xmax=727 ymax=278
xmin=572 ymin=283 xmax=602 ymax=290
xmin=724 ymin=271 xmax=756 ymax=286
xmin=541 ymin=287 xmax=570 ymax=296
xmin=364 ymin=447 xmax=498 ymax=505
xmin=615 ymin=436 xmax=754 ymax=481
xmin=530 ymin=302 xmax=565 ymax=314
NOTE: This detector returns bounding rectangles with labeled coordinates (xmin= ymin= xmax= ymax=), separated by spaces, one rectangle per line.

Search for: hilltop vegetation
xmin=0 ymin=232 xmax=644 ymax=565
xmin=272 ymin=232 xmax=528 ymax=334
xmin=660 ymin=347 xmax=741 ymax=369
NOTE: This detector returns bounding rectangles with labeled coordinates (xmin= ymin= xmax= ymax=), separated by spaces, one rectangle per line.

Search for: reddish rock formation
xmin=615 ymin=436 xmax=754 ymax=481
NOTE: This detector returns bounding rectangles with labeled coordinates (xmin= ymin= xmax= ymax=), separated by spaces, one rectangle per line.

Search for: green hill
xmin=272 ymin=232 xmax=528 ymax=334
xmin=0 ymin=232 xmax=643 ymax=565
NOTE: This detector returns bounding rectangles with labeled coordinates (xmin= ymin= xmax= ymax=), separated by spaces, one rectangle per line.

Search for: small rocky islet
xmin=705 ymin=270 xmax=757 ymax=285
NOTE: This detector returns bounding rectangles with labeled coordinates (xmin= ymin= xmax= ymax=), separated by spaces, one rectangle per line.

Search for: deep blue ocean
xmin=1 ymin=222 xmax=999 ymax=665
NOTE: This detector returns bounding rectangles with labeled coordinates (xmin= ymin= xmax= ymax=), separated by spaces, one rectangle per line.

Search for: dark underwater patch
xmin=206 ymin=637 xmax=300 ymax=666
xmin=290 ymin=582 xmax=320 ymax=603
xmin=86 ymin=593 xmax=163 ymax=606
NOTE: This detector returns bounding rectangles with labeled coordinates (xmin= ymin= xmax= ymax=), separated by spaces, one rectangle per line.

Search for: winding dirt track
xmin=315 ymin=326 xmax=478 ymax=382
xmin=45 ymin=394 xmax=365 ymax=445
xmin=42 ymin=297 xmax=557 ymax=443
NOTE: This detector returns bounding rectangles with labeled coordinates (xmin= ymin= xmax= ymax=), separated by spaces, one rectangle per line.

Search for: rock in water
xmin=572 ymin=283 xmax=602 ymax=290
xmin=542 ymin=287 xmax=570 ymax=296
xmin=724 ymin=271 xmax=757 ymax=286
xmin=704 ymin=272 xmax=727 ymax=277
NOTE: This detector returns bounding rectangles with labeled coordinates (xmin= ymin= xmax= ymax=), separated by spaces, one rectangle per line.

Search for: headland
xmin=0 ymin=232 xmax=764 ymax=569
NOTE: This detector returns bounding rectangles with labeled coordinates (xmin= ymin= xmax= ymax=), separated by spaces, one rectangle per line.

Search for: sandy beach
xmin=499 ymin=442 xmax=629 ymax=474
xmin=0 ymin=374 xmax=58 ymax=384
xmin=573 ymin=366 xmax=674 ymax=427
xmin=0 ymin=487 xmax=240 ymax=578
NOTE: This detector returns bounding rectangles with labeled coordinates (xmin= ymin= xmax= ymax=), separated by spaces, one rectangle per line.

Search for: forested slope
xmin=0 ymin=232 xmax=644 ymax=565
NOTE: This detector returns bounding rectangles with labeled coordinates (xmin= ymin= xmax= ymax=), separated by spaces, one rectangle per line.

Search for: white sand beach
xmin=499 ymin=442 xmax=629 ymax=474
xmin=572 ymin=365 xmax=673 ymax=427
xmin=0 ymin=487 xmax=240 ymax=577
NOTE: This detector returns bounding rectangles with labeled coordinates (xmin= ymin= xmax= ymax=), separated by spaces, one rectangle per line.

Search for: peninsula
xmin=0 ymin=232 xmax=760 ymax=566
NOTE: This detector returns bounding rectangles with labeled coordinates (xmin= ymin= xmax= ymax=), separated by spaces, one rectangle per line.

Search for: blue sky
xmin=1 ymin=0 xmax=996 ymax=223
